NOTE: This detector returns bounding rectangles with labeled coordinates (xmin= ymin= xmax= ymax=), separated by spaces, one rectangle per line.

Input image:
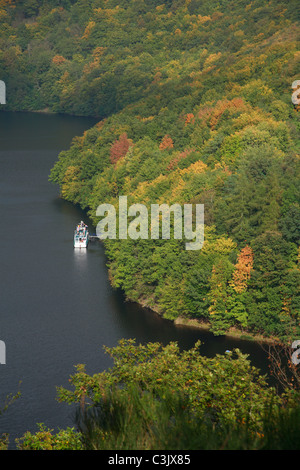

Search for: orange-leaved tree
xmin=110 ymin=133 xmax=132 ymax=165
xmin=231 ymin=245 xmax=254 ymax=294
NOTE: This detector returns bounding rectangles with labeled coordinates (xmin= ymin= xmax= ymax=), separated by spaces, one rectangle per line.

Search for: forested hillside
xmin=1 ymin=0 xmax=299 ymax=340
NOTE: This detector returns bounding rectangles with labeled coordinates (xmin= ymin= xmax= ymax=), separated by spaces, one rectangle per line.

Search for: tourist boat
xmin=74 ymin=221 xmax=89 ymax=248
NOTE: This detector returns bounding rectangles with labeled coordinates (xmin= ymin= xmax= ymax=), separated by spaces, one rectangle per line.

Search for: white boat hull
xmin=74 ymin=239 xmax=89 ymax=248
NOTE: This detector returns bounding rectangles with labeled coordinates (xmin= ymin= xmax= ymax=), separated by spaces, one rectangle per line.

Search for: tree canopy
xmin=1 ymin=0 xmax=299 ymax=340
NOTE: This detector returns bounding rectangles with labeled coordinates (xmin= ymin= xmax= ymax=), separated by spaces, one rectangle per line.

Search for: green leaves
xmin=3 ymin=0 xmax=298 ymax=341
xmin=55 ymin=339 xmax=283 ymax=448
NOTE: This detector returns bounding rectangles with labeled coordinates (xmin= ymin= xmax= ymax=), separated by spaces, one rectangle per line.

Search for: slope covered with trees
xmin=1 ymin=0 xmax=299 ymax=340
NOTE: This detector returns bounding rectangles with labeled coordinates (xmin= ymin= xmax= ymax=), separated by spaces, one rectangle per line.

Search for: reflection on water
xmin=73 ymin=248 xmax=89 ymax=280
xmin=73 ymin=247 xmax=88 ymax=262
xmin=72 ymin=247 xmax=90 ymax=289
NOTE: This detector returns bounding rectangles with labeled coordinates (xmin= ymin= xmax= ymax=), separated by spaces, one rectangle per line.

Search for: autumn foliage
xmin=166 ymin=149 xmax=192 ymax=171
xmin=30 ymin=0 xmax=299 ymax=342
xmin=52 ymin=55 xmax=67 ymax=65
xmin=110 ymin=133 xmax=132 ymax=165
xmin=185 ymin=113 xmax=195 ymax=126
xmin=210 ymin=98 xmax=247 ymax=130
xmin=231 ymin=246 xmax=254 ymax=293
xmin=159 ymin=135 xmax=174 ymax=150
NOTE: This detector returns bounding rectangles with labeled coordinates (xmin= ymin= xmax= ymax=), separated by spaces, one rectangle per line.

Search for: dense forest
xmin=1 ymin=0 xmax=299 ymax=340
xmin=1 ymin=0 xmax=299 ymax=341
xmin=0 ymin=0 xmax=300 ymax=451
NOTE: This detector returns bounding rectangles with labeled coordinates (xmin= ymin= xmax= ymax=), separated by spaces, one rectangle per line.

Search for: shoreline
xmin=124 ymin=294 xmax=278 ymax=346
xmin=2 ymin=107 xmax=100 ymax=119
xmin=173 ymin=316 xmax=277 ymax=345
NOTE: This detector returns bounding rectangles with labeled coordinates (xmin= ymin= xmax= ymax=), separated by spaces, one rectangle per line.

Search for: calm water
xmin=0 ymin=111 xmax=271 ymax=447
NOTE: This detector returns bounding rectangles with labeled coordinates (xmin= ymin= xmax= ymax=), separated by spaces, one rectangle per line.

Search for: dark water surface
xmin=0 ymin=111 xmax=272 ymax=448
